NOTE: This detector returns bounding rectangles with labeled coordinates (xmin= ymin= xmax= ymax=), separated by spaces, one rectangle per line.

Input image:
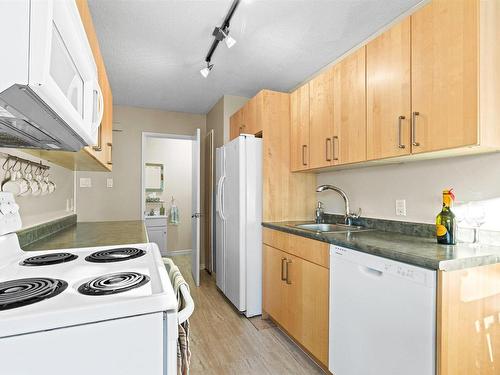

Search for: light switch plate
xmin=107 ymin=178 xmax=113 ymax=188
xmin=395 ymin=199 xmax=406 ymax=216
xmin=79 ymin=178 xmax=91 ymax=188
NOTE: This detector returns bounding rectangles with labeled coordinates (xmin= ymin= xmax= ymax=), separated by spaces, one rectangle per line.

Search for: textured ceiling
xmin=88 ymin=0 xmax=424 ymax=114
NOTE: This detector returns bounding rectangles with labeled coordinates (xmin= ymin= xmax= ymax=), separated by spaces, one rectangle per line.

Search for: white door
xmin=191 ymin=129 xmax=201 ymax=286
xmin=215 ymin=147 xmax=226 ymax=292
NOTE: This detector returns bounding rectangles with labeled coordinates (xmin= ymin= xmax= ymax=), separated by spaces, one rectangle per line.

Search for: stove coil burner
xmin=0 ymin=278 xmax=68 ymax=311
xmin=78 ymin=272 xmax=150 ymax=296
xmin=85 ymin=248 xmax=146 ymax=263
xmin=21 ymin=253 xmax=78 ymax=266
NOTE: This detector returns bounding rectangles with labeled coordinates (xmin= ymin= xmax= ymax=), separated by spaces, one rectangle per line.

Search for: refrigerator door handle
xmin=217 ymin=175 xmax=227 ymax=221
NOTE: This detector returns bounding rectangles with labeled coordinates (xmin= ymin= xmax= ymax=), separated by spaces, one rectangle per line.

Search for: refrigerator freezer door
xmin=215 ymin=147 xmax=225 ymax=292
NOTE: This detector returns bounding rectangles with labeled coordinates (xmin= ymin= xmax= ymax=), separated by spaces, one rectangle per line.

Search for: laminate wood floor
xmin=167 ymin=255 xmax=325 ymax=375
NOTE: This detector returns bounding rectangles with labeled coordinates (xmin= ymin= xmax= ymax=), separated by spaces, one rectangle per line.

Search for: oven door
xmin=28 ymin=0 xmax=101 ymax=146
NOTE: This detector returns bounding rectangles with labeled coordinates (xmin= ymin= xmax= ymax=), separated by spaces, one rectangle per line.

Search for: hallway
xmin=168 ymin=256 xmax=325 ymax=375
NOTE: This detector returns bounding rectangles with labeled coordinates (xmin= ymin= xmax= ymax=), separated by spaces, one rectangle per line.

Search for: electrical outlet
xmin=79 ymin=178 xmax=91 ymax=188
xmin=107 ymin=178 xmax=113 ymax=188
xmin=395 ymin=199 xmax=406 ymax=216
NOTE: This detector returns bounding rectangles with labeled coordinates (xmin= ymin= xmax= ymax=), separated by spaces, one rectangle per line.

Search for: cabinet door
xmin=411 ymin=0 xmax=478 ymax=153
xmin=242 ymin=97 xmax=259 ymax=135
xmin=147 ymin=226 xmax=167 ymax=255
xmin=229 ymin=110 xmax=241 ymax=141
xmin=333 ymin=47 xmax=367 ymax=164
xmin=290 ymin=84 xmax=310 ymax=171
xmin=366 ymin=19 xmax=411 ymax=159
xmin=263 ymin=245 xmax=288 ymax=327
xmin=285 ymin=253 xmax=329 ymax=366
xmin=309 ymin=67 xmax=335 ymax=169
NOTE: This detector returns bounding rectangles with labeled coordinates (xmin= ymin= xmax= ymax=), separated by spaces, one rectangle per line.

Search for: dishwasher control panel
xmin=331 ymin=245 xmax=435 ymax=287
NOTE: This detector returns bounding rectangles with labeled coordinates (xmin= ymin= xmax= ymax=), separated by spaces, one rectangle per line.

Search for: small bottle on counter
xmin=436 ymin=188 xmax=457 ymax=245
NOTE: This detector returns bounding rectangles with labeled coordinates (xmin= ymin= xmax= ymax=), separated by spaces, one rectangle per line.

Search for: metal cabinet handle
xmin=325 ymin=138 xmax=332 ymax=161
xmin=286 ymin=259 xmax=292 ymax=284
xmin=302 ymin=145 xmax=308 ymax=166
xmin=106 ymin=142 xmax=112 ymax=165
xmin=398 ymin=115 xmax=406 ymax=149
xmin=281 ymin=258 xmax=287 ymax=281
xmin=412 ymin=111 xmax=420 ymax=146
xmin=92 ymin=125 xmax=103 ymax=151
xmin=332 ymin=136 xmax=339 ymax=161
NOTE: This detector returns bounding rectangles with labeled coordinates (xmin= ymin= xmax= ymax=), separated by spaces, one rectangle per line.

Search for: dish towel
xmin=164 ymin=258 xmax=191 ymax=375
xmin=168 ymin=197 xmax=180 ymax=225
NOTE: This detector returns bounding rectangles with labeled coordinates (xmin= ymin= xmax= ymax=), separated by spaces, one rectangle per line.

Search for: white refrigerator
xmin=215 ymin=135 xmax=262 ymax=317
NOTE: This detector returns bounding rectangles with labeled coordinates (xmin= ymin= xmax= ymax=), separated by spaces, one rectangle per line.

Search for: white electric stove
xmin=0 ymin=192 xmax=179 ymax=375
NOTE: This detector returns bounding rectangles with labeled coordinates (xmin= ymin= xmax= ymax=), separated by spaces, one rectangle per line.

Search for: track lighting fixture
xmin=200 ymin=0 xmax=240 ymax=78
xmin=221 ymin=28 xmax=236 ymax=49
xmin=200 ymin=61 xmax=214 ymax=78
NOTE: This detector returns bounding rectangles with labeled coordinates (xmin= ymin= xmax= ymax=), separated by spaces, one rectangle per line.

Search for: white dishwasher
xmin=329 ymin=245 xmax=436 ymax=375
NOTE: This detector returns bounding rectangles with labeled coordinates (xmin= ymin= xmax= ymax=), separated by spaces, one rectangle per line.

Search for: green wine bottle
xmin=436 ymin=189 xmax=457 ymax=245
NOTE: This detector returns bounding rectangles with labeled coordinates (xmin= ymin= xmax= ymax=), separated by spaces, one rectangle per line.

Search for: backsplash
xmin=0 ymin=148 xmax=75 ymax=228
xmin=317 ymin=152 xmax=500 ymax=229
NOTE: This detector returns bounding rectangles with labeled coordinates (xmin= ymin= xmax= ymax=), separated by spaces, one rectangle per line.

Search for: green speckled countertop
xmin=263 ymin=221 xmax=500 ymax=271
xmin=23 ymin=221 xmax=148 ymax=251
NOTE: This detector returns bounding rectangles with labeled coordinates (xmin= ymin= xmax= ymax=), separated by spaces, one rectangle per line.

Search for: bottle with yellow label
xmin=436 ymin=189 xmax=457 ymax=245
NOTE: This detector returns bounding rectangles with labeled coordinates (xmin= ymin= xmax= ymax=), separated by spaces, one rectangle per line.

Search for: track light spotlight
xmin=221 ymin=29 xmax=237 ymax=49
xmin=200 ymin=61 xmax=214 ymax=78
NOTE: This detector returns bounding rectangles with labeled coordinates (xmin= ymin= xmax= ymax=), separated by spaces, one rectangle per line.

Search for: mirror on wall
xmin=145 ymin=163 xmax=164 ymax=192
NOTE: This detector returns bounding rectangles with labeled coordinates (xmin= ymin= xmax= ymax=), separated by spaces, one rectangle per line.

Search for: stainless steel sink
xmin=291 ymin=223 xmax=369 ymax=233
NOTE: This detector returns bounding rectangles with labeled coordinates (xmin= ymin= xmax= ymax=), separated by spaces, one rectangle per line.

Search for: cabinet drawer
xmin=263 ymin=227 xmax=329 ymax=268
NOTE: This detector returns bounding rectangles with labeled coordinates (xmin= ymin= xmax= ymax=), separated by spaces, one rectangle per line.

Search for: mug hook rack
xmin=1 ymin=153 xmax=50 ymax=172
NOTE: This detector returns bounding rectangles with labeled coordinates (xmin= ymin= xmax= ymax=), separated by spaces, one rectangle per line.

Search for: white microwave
xmin=0 ymin=0 xmax=103 ymax=151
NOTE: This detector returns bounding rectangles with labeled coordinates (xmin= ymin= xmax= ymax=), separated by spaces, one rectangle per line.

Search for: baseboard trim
xmin=166 ymin=249 xmax=192 ymax=256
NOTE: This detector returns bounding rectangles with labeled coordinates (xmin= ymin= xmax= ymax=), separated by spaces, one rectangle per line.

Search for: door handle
xmin=281 ymin=258 xmax=287 ymax=281
xmin=359 ymin=265 xmax=383 ymax=278
xmin=412 ymin=111 xmax=420 ymax=146
xmin=302 ymin=145 xmax=308 ymax=166
xmin=325 ymin=138 xmax=332 ymax=161
xmin=332 ymin=136 xmax=339 ymax=161
xmin=398 ymin=115 xmax=406 ymax=149
xmin=286 ymin=259 xmax=292 ymax=285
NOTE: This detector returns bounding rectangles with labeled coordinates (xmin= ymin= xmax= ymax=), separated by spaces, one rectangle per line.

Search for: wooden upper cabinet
xmin=290 ymin=84 xmax=310 ymax=171
xmin=411 ymin=0 xmax=478 ymax=153
xmin=309 ymin=67 xmax=335 ymax=169
xmin=229 ymin=110 xmax=241 ymax=141
xmin=243 ymin=96 xmax=259 ymax=135
xmin=366 ymin=18 xmax=411 ymax=160
xmin=333 ymin=47 xmax=367 ymax=165
xmin=76 ymin=0 xmax=113 ymax=171
xmin=229 ymin=97 xmax=261 ymax=141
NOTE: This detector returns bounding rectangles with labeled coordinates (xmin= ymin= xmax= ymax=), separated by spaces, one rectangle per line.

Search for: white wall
xmin=76 ymin=105 xmax=205 ymax=222
xmin=317 ymin=152 xmax=500 ymax=225
xmin=144 ymin=137 xmax=192 ymax=252
xmin=0 ymin=148 xmax=75 ymax=229
xmin=223 ymin=95 xmax=248 ymax=144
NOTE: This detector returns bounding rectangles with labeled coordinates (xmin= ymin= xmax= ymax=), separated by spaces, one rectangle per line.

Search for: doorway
xmin=141 ymin=130 xmax=201 ymax=286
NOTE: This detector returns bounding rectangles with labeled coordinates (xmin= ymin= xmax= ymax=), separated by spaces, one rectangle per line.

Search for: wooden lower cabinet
xmin=263 ymin=231 xmax=329 ymax=367
xmin=438 ymin=263 xmax=500 ymax=375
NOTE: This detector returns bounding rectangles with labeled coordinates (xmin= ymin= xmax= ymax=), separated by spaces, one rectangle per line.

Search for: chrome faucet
xmin=316 ymin=184 xmax=361 ymax=225
xmin=315 ymin=201 xmax=324 ymax=224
